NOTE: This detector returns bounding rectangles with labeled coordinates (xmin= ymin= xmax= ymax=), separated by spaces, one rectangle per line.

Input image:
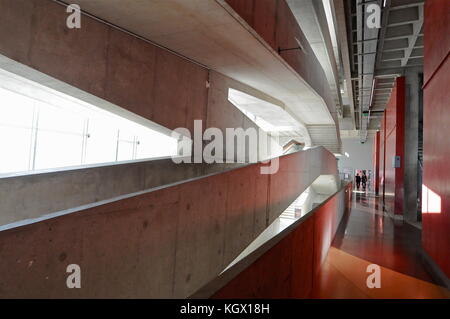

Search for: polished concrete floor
xmin=312 ymin=191 xmax=450 ymax=299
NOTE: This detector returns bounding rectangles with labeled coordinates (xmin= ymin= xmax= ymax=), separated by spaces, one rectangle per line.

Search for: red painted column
xmin=383 ymin=77 xmax=405 ymax=215
xmin=394 ymin=78 xmax=405 ymax=216
xmin=380 ymin=114 xmax=386 ymax=202
xmin=373 ymin=131 xmax=380 ymax=195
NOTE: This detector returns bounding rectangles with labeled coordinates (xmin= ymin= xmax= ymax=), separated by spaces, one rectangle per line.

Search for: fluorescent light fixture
xmin=383 ymin=0 xmax=387 ymax=8
xmin=323 ymin=0 xmax=340 ymax=66
xmin=369 ymin=79 xmax=376 ymax=108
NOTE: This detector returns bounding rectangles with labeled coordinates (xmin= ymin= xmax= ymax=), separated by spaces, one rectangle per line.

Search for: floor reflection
xmin=332 ymin=192 xmax=433 ymax=283
xmin=313 ymin=191 xmax=449 ymax=299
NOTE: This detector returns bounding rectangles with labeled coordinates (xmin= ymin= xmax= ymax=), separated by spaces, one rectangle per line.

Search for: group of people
xmin=355 ymin=171 xmax=368 ymax=191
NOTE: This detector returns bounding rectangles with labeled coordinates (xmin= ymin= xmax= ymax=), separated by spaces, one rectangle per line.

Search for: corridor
xmin=312 ymin=191 xmax=450 ymax=299
xmin=0 ymin=0 xmax=448 ymax=304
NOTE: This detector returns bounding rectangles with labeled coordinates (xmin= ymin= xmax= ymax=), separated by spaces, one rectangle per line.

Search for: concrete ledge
xmin=0 ymin=147 xmax=339 ymax=298
xmin=0 ymin=156 xmax=244 ymax=227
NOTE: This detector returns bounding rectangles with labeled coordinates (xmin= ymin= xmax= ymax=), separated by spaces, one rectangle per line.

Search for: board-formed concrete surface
xmin=0 ymin=147 xmax=338 ymax=298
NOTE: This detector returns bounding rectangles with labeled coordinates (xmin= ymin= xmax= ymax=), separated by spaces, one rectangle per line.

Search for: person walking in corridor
xmin=355 ymin=173 xmax=361 ymax=190
xmin=362 ymin=172 xmax=367 ymax=191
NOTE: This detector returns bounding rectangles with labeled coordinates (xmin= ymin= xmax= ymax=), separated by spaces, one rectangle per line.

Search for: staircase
xmin=280 ymin=200 xmax=299 ymax=220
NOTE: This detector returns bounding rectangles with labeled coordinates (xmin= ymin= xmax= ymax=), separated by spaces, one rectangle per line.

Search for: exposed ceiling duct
xmin=340 ymin=0 xmax=424 ymax=142
xmin=333 ymin=0 xmax=357 ymax=131
xmin=356 ymin=0 xmax=381 ymax=142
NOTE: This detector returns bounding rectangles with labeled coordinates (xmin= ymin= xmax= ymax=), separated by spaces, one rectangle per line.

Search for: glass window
xmin=0 ymin=70 xmax=178 ymax=175
xmin=117 ymin=130 xmax=135 ymax=162
xmin=0 ymin=126 xmax=33 ymax=174
xmin=34 ymin=130 xmax=84 ymax=170
xmin=37 ymin=101 xmax=85 ymax=135
xmin=84 ymin=118 xmax=117 ymax=165
xmin=136 ymin=130 xmax=178 ymax=159
xmin=0 ymin=87 xmax=35 ymax=174
xmin=0 ymin=87 xmax=35 ymax=128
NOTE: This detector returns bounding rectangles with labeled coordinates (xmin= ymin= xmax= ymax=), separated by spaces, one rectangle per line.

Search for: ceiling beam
xmin=401 ymin=4 xmax=424 ymax=66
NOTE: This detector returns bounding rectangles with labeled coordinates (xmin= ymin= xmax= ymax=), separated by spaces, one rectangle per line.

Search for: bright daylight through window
xmin=0 ymin=70 xmax=177 ymax=175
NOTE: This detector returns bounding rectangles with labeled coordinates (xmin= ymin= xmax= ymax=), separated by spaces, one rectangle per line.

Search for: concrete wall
xmin=337 ymin=137 xmax=374 ymax=178
xmin=0 ymin=67 xmax=285 ymax=227
xmin=422 ymin=0 xmax=450 ymax=278
xmin=0 ymin=0 xmax=290 ymax=228
xmin=225 ymin=0 xmax=337 ymax=119
xmin=0 ymin=147 xmax=338 ymax=298
xmin=0 ymin=0 xmax=208 ymax=134
xmin=404 ymin=68 xmax=422 ymax=222
xmin=206 ymin=70 xmax=283 ymax=162
xmin=196 ymin=182 xmax=353 ymax=298
xmin=0 ymin=158 xmax=244 ymax=228
xmin=0 ymin=0 xmax=279 ymax=160
xmin=224 ymin=0 xmax=341 ymax=151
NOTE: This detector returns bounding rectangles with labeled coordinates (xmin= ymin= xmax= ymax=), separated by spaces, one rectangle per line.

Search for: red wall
xmin=379 ymin=115 xmax=386 ymax=201
xmin=213 ymin=216 xmax=315 ymax=298
xmin=373 ymin=131 xmax=380 ymax=195
xmin=225 ymin=0 xmax=278 ymax=49
xmin=380 ymin=77 xmax=405 ymax=215
xmin=212 ymin=183 xmax=353 ymax=299
xmin=422 ymin=0 xmax=450 ymax=277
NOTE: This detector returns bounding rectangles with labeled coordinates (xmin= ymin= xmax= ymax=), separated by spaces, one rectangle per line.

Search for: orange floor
xmin=312 ymin=192 xmax=450 ymax=299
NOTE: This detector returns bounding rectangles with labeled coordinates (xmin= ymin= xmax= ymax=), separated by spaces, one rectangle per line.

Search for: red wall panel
xmin=423 ymin=0 xmax=450 ymax=84
xmin=252 ymin=0 xmax=278 ymax=49
xmin=313 ymin=197 xmax=336 ymax=274
xmin=290 ymin=218 xmax=315 ymax=298
xmin=384 ymin=129 xmax=396 ymax=212
xmin=422 ymin=0 xmax=450 ymax=278
xmin=373 ymin=132 xmax=380 ymax=195
xmin=212 ymin=184 xmax=352 ymax=299
xmin=225 ymin=0 xmax=278 ymax=50
xmin=379 ymin=115 xmax=386 ymax=200
xmin=381 ymin=77 xmax=405 ymax=215
xmin=213 ymin=219 xmax=313 ymax=299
